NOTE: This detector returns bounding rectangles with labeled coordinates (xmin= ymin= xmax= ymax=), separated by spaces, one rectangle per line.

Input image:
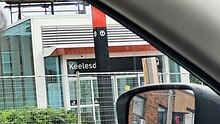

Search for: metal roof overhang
xmin=43 ymin=44 xmax=159 ymax=57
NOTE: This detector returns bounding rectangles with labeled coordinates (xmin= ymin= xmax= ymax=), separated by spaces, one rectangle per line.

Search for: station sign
xmin=67 ymin=56 xmax=163 ymax=74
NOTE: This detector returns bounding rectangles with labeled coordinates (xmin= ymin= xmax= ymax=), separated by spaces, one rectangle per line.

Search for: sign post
xmin=91 ymin=6 xmax=114 ymax=123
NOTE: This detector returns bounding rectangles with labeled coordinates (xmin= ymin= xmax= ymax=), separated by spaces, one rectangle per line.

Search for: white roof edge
xmin=29 ymin=14 xmax=92 ymax=19
xmin=2 ymin=17 xmax=31 ymax=31
xmin=2 ymin=14 xmax=121 ymax=32
xmin=43 ymin=46 xmax=57 ymax=57
xmin=29 ymin=15 xmax=118 ymax=25
xmin=3 ymin=15 xmax=92 ymax=31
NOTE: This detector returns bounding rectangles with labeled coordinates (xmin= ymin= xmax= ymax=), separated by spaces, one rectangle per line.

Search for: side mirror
xmin=130 ymin=89 xmax=194 ymax=124
xmin=116 ymin=84 xmax=220 ymax=124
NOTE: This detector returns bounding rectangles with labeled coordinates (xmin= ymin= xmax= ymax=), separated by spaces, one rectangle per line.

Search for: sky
xmin=0 ymin=2 xmax=91 ymax=26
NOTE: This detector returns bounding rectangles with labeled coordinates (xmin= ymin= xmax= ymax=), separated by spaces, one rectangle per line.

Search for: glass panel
xmin=158 ymin=107 xmax=167 ymax=124
xmin=69 ymin=79 xmax=93 ymax=106
xmin=93 ymin=79 xmax=99 ymax=104
xmin=169 ymin=59 xmax=181 ymax=83
xmin=2 ymin=63 xmax=11 ymax=74
xmin=45 ymin=57 xmax=63 ymax=109
xmin=93 ymin=78 xmax=115 ymax=103
xmin=185 ymin=109 xmax=194 ymax=124
xmin=81 ymin=107 xmax=95 ymax=124
xmin=23 ymin=77 xmax=36 ymax=106
xmin=3 ymin=79 xmax=14 ymax=109
xmin=45 ymin=57 xmax=61 ymax=75
xmin=0 ymin=20 xmax=36 ymax=109
xmin=10 ymin=35 xmax=23 ymax=108
xmin=1 ymin=37 xmax=12 ymax=76
xmin=69 ymin=80 xmax=77 ymax=106
xmin=117 ymin=77 xmax=138 ymax=96
xmin=95 ymin=106 xmax=101 ymax=124
xmin=20 ymin=20 xmax=36 ymax=107
xmin=2 ymin=52 xmax=11 ymax=62
xmin=132 ymin=96 xmax=145 ymax=117
xmin=80 ymin=80 xmax=92 ymax=105
xmin=13 ymin=78 xmax=23 ymax=108
xmin=10 ymin=35 xmax=22 ymax=76
xmin=21 ymin=34 xmax=34 ymax=76
xmin=0 ymin=80 xmax=4 ymax=109
xmin=46 ymin=77 xmax=63 ymax=109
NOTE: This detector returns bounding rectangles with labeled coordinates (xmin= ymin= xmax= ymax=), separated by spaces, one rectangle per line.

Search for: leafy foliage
xmin=0 ymin=107 xmax=78 ymax=124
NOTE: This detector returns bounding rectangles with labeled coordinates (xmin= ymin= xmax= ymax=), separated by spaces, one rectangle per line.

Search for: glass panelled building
xmin=0 ymin=20 xmax=36 ymax=109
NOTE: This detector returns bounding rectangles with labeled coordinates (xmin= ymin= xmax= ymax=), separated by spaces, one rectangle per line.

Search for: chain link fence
xmin=0 ymin=76 xmax=36 ymax=110
xmin=67 ymin=72 xmax=202 ymax=124
xmin=0 ymin=72 xmax=202 ymax=123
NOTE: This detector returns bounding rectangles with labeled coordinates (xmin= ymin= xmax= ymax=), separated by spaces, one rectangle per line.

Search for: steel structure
xmin=3 ymin=0 xmax=68 ymax=4
xmin=1 ymin=0 xmax=88 ymax=23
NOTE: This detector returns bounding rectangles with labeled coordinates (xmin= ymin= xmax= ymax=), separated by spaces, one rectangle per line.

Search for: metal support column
xmin=18 ymin=3 xmax=21 ymax=20
xmin=51 ymin=2 xmax=54 ymax=15
xmin=9 ymin=4 xmax=13 ymax=24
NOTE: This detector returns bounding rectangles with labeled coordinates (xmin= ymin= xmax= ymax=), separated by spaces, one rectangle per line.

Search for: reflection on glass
xmin=129 ymin=90 xmax=195 ymax=124
xmin=158 ymin=106 xmax=167 ymax=124
xmin=133 ymin=96 xmax=145 ymax=118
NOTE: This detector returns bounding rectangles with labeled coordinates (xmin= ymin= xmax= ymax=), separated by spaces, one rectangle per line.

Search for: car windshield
xmin=0 ymin=1 xmax=200 ymax=124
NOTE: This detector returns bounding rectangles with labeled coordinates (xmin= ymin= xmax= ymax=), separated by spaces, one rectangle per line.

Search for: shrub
xmin=0 ymin=107 xmax=78 ymax=124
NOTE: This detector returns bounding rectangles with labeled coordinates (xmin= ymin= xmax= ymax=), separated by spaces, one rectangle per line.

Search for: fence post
xmin=76 ymin=71 xmax=81 ymax=124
